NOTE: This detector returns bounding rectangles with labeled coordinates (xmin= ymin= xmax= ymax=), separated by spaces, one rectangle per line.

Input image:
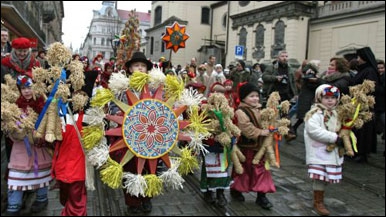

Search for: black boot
xmin=216 ymin=189 xmax=227 ymax=207
xmin=142 ymin=200 xmax=152 ymax=213
xmin=256 ymin=193 xmax=273 ymax=209
xmin=204 ymin=191 xmax=215 ymax=204
xmin=230 ymin=189 xmax=245 ymax=202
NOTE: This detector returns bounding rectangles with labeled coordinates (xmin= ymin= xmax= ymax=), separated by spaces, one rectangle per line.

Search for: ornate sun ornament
xmin=104 ymin=83 xmax=191 ymax=174
xmin=83 ymin=69 xmax=209 ymax=197
xmin=162 ymin=21 xmax=190 ymax=53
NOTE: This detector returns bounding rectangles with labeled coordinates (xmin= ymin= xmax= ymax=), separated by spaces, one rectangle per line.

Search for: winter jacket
xmin=304 ymin=107 xmax=343 ymax=166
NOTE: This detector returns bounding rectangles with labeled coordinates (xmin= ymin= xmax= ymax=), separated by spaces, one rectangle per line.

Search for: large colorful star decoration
xmin=82 ymin=68 xmax=210 ymax=197
xmin=162 ymin=21 xmax=190 ymax=53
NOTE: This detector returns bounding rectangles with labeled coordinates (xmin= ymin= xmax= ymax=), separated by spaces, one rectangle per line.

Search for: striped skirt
xmin=8 ymin=167 xmax=52 ymax=191
xmin=308 ymin=164 xmax=342 ymax=183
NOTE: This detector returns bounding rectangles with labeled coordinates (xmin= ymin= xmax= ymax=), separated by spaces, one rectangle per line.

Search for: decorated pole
xmin=161 ymin=21 xmax=190 ymax=69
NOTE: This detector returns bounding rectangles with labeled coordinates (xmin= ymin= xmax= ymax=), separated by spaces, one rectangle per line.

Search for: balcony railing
xmin=318 ymin=1 xmax=385 ymax=18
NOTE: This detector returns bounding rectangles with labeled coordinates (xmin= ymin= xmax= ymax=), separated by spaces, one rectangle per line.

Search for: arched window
xmin=271 ymin=20 xmax=286 ymax=58
xmin=201 ymin=7 xmax=210 ymax=24
xmin=154 ymin=6 xmax=162 ymax=25
xmin=253 ymin=24 xmax=265 ymax=59
xmin=274 ymin=21 xmax=285 ymax=45
xmin=239 ymin=27 xmax=247 ymax=59
xmin=107 ymin=8 xmax=113 ymax=17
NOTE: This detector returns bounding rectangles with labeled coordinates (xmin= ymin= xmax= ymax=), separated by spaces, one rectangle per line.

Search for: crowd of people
xmin=1 ymin=27 xmax=385 ymax=216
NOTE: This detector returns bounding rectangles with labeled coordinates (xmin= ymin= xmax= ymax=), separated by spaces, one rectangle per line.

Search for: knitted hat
xmin=12 ymin=37 xmax=31 ymax=49
xmin=125 ymin=51 xmax=153 ymax=70
xmin=239 ymin=82 xmax=259 ymax=101
xmin=315 ymin=84 xmax=340 ymax=103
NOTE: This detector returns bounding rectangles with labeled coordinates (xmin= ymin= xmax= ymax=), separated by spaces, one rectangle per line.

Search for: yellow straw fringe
xmin=90 ymin=88 xmax=115 ymax=107
xmin=164 ymin=75 xmax=184 ymax=101
xmin=100 ymin=157 xmax=123 ymax=189
xmin=178 ymin=147 xmax=199 ymax=175
xmin=82 ymin=125 xmax=104 ymax=150
xmin=129 ymin=71 xmax=150 ymax=92
xmin=144 ymin=174 xmax=163 ymax=197
xmin=187 ymin=106 xmax=211 ymax=136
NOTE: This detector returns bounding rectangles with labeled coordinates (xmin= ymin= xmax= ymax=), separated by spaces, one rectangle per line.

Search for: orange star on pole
xmin=162 ymin=21 xmax=190 ymax=53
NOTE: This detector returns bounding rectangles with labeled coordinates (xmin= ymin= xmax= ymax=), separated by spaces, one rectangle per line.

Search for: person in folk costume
xmin=223 ymin=79 xmax=238 ymax=111
xmin=304 ymin=84 xmax=343 ymax=216
xmin=230 ymin=82 xmax=275 ymax=210
xmin=108 ymin=51 xmax=155 ymax=214
xmin=72 ymin=54 xmax=80 ymax=61
xmin=109 ymin=56 xmax=117 ymax=72
xmin=51 ymin=56 xmax=98 ymax=216
xmin=6 ymin=75 xmax=52 ymax=215
xmin=99 ymin=62 xmax=115 ymax=89
xmin=1 ymin=37 xmax=41 ymax=183
xmin=92 ymin=53 xmax=105 ymax=72
xmin=199 ymin=83 xmax=232 ymax=207
xmin=351 ymin=47 xmax=382 ymax=162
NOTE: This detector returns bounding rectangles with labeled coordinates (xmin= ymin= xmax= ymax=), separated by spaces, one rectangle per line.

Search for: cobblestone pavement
xmin=1 ymin=128 xmax=385 ymax=216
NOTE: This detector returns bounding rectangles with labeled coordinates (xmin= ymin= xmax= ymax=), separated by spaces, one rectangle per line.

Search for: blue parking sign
xmin=235 ymin=45 xmax=244 ymax=56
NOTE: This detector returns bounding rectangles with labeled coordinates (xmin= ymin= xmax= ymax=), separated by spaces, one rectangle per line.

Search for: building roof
xmin=117 ymin=10 xmax=151 ymax=23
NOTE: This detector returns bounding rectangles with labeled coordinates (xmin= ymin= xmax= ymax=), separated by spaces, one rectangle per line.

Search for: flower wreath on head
xmin=17 ymin=75 xmax=33 ymax=87
xmin=322 ymin=86 xmax=340 ymax=98
xmin=83 ymin=66 xmax=210 ymax=197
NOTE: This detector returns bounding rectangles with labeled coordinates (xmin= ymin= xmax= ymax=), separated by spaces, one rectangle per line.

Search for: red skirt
xmin=230 ymin=149 xmax=276 ymax=193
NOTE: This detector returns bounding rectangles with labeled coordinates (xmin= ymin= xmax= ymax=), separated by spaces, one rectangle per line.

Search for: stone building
xmin=144 ymin=1 xmax=385 ymax=70
xmin=80 ymin=1 xmax=150 ymax=61
xmin=1 ymin=1 xmax=64 ymax=50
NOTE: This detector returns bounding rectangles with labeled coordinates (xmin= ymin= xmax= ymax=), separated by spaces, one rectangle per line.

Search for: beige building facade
xmin=308 ymin=1 xmax=385 ymax=70
xmin=146 ymin=1 xmax=216 ymax=65
xmin=144 ymin=1 xmax=385 ymax=71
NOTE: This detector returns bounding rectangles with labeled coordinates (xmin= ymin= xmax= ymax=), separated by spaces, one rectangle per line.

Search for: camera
xmin=303 ymin=73 xmax=316 ymax=80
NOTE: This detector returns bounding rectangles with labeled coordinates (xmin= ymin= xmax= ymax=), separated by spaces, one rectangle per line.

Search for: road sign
xmin=235 ymin=45 xmax=244 ymax=59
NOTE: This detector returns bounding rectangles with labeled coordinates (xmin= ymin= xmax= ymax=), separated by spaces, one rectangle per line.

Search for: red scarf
xmin=16 ymin=95 xmax=45 ymax=114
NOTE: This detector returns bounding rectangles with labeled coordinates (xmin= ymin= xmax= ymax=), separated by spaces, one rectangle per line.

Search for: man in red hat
xmin=1 ymin=37 xmax=40 ymax=80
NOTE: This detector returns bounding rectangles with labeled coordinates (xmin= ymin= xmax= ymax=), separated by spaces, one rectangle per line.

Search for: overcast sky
xmin=62 ymin=1 xmax=152 ymax=51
